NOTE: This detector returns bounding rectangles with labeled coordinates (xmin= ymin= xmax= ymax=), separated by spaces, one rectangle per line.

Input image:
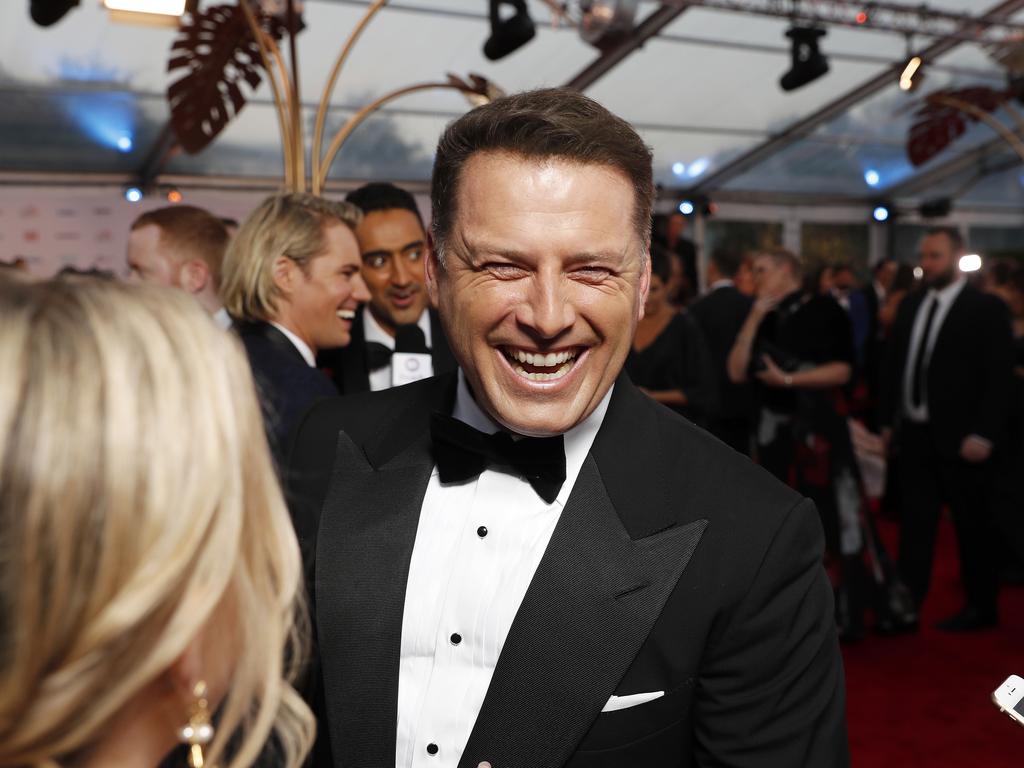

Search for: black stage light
xmin=484 ymin=0 xmax=536 ymax=61
xmin=30 ymin=0 xmax=80 ymax=26
xmin=780 ymin=26 xmax=830 ymax=92
xmin=920 ymin=197 xmax=952 ymax=219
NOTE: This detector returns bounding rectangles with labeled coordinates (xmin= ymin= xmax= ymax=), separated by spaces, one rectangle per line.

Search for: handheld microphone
xmin=392 ymin=324 xmax=434 ymax=387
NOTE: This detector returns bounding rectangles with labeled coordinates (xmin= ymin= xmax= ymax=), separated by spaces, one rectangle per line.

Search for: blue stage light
xmin=872 ymin=205 xmax=890 ymax=222
xmin=125 ymin=186 xmax=143 ymax=203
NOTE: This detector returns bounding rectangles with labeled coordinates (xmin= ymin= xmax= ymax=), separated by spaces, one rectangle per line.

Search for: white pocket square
xmin=601 ymin=690 xmax=665 ymax=712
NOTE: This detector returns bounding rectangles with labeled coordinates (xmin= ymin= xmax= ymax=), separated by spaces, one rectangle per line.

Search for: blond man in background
xmin=220 ymin=192 xmax=369 ymax=461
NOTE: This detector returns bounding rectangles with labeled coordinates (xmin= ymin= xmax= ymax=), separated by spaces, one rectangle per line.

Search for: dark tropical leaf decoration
xmin=168 ymin=3 xmax=302 ymax=154
xmin=907 ymin=86 xmax=1011 ymax=167
xmin=446 ymin=72 xmax=506 ymax=107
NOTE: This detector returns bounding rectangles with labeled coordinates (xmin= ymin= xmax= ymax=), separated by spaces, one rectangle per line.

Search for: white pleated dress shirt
xmin=395 ymin=370 xmax=612 ymax=768
xmin=901 ymin=276 xmax=965 ymax=423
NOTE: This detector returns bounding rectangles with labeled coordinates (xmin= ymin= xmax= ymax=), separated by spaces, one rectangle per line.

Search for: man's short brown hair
xmin=758 ymin=247 xmax=804 ymax=279
xmin=430 ymin=87 xmax=654 ymax=263
xmin=130 ymin=205 xmax=230 ymax=285
xmin=925 ymin=226 xmax=965 ymax=253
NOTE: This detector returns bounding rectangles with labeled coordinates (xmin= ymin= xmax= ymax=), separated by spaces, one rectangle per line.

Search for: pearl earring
xmin=178 ymin=680 xmax=215 ymax=768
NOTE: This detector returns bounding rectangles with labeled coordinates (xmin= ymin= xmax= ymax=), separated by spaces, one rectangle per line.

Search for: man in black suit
xmin=219 ymin=192 xmax=370 ymax=460
xmin=319 ymin=183 xmax=456 ymax=393
xmin=880 ymin=227 xmax=1014 ymax=631
xmin=288 ymin=88 xmax=847 ymax=768
xmin=689 ymin=247 xmax=754 ymax=454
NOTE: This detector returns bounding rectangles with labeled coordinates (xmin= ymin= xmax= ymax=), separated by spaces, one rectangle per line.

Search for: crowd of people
xmin=1 ymin=85 xmax=1022 ymax=767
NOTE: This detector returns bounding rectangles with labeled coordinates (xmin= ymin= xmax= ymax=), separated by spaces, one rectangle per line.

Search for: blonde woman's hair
xmin=0 ymin=277 xmax=313 ymax=767
xmin=220 ymin=192 xmax=362 ymax=322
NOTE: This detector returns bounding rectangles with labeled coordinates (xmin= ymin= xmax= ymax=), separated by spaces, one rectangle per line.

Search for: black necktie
xmin=911 ymin=296 xmax=939 ymax=408
xmin=365 ymin=341 xmax=393 ymax=371
xmin=430 ymin=412 xmax=566 ymax=504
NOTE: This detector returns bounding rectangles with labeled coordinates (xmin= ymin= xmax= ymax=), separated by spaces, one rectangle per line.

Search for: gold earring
xmin=178 ymin=680 xmax=215 ymax=768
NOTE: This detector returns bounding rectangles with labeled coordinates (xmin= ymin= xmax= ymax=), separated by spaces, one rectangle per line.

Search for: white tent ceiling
xmin=1 ymin=0 xmax=1022 ymax=211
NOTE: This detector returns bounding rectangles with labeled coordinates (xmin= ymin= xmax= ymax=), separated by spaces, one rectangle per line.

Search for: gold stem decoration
xmin=311 ymin=0 xmax=390 ymax=195
xmin=239 ymin=0 xmax=299 ymax=189
xmin=286 ymin=0 xmax=304 ymax=191
xmin=930 ymin=93 xmax=1024 ymax=163
xmin=269 ymin=42 xmax=301 ymax=190
xmin=317 ymin=82 xmax=468 ymax=191
xmin=1000 ymin=100 xmax=1024 ymax=142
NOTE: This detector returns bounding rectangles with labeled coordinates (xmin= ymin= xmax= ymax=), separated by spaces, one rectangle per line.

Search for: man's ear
xmin=637 ymin=250 xmax=652 ymax=321
xmin=179 ymin=259 xmax=210 ymax=296
xmin=424 ymin=233 xmax=441 ymax=309
xmin=271 ymin=254 xmax=295 ymax=297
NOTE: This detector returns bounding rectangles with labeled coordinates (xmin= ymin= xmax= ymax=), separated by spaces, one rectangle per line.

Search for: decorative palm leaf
xmin=446 ymin=73 xmax=506 ymax=108
xmin=167 ymin=3 xmax=299 ymax=154
xmin=907 ymin=86 xmax=1010 ymax=167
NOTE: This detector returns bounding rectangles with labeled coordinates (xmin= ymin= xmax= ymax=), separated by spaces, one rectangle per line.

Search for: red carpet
xmin=843 ymin=516 xmax=1024 ymax=767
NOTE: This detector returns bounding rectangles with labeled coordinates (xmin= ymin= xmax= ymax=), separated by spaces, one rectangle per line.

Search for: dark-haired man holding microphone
xmin=289 ymin=89 xmax=847 ymax=768
xmin=318 ymin=182 xmax=456 ymax=392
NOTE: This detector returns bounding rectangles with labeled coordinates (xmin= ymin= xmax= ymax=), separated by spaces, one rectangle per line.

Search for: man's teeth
xmin=336 ymin=309 xmax=355 ymax=320
xmin=513 ymin=362 xmax=574 ymax=382
xmin=505 ymin=348 xmax=578 ymax=382
xmin=508 ymin=349 xmax=576 ymax=367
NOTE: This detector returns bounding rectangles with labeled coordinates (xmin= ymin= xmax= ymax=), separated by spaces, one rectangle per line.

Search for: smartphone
xmin=992 ymin=675 xmax=1024 ymax=727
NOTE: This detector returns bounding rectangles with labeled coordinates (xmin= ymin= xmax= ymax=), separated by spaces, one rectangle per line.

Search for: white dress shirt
xmin=270 ymin=322 xmax=315 ymax=367
xmin=709 ymin=278 xmax=734 ymax=292
xmin=363 ymin=305 xmax=434 ymax=392
xmin=395 ymin=371 xmax=612 ymax=768
xmin=873 ymin=280 xmax=887 ymax=305
xmin=902 ymin=277 xmax=966 ymax=423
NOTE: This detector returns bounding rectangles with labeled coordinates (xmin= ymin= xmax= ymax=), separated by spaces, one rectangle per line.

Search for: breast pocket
xmin=571 ymin=677 xmax=695 ymax=760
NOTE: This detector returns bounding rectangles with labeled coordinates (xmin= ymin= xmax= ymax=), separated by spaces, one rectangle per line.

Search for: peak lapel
xmin=314 ymin=393 xmax=442 ymax=767
xmin=458 ymin=456 xmax=707 ymax=768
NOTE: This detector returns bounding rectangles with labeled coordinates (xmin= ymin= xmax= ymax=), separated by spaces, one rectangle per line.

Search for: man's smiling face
xmin=427 ymin=151 xmax=650 ymax=437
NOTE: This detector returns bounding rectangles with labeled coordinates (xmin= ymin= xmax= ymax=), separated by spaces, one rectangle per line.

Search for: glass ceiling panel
xmin=589 ymin=18 xmax=884 ymax=133
xmin=722 ymin=53 xmax=1017 ymax=196
xmin=921 ymin=154 xmax=1024 ymax=208
xmin=165 ymin=101 xmax=444 ymax=181
xmin=959 ymin=165 xmax=1024 ymax=208
xmin=0 ymin=0 xmax=1020 ymax=196
xmin=0 ymin=86 xmax=166 ymax=174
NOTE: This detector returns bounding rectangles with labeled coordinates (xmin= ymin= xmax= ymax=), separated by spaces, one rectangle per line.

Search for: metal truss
xmin=668 ymin=0 xmax=1024 ymax=43
xmin=687 ymin=0 xmax=1024 ymax=196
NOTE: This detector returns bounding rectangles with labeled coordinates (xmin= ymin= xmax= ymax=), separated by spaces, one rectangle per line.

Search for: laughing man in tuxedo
xmin=287 ymin=88 xmax=848 ymax=768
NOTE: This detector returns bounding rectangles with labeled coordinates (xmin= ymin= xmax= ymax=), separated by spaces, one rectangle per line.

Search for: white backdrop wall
xmin=0 ymin=184 xmax=435 ymax=278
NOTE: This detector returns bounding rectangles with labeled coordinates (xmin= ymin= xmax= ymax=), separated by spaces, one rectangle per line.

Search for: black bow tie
xmin=365 ymin=341 xmax=393 ymax=371
xmin=430 ymin=412 xmax=566 ymax=504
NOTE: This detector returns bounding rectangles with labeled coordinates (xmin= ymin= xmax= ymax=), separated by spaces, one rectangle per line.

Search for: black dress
xmin=625 ymin=311 xmax=718 ymax=426
xmin=748 ymin=290 xmax=855 ymax=556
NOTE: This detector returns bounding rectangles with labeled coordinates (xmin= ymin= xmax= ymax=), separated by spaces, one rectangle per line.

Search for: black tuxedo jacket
xmin=235 ymin=321 xmax=338 ymax=462
xmin=880 ymin=284 xmax=1014 ymax=456
xmin=286 ymin=372 xmax=848 ymax=768
xmin=689 ymin=285 xmax=754 ymax=421
xmin=317 ymin=308 xmax=457 ymax=395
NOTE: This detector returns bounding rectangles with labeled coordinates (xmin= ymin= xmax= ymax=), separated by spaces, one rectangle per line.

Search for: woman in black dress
xmin=626 ymin=245 xmax=718 ymax=425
